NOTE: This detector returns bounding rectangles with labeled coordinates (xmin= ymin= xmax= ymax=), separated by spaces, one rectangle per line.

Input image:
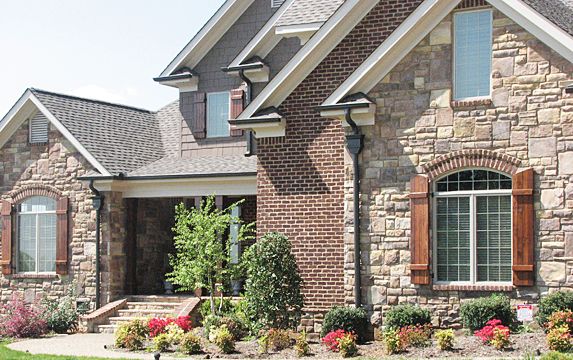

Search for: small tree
xmin=243 ymin=232 xmax=304 ymax=330
xmin=167 ymin=196 xmax=252 ymax=314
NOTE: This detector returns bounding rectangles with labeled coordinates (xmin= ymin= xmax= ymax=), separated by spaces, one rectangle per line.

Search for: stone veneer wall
xmin=353 ymin=8 xmax=573 ymax=328
xmin=0 ymin=118 xmax=98 ymax=307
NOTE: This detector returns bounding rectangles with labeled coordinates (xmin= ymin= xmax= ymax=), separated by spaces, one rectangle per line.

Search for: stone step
xmin=126 ymin=295 xmax=194 ymax=303
xmin=117 ymin=309 xmax=175 ymax=318
xmin=108 ymin=316 xmax=149 ymax=325
xmin=126 ymin=302 xmax=180 ymax=310
xmin=96 ymin=324 xmax=118 ymax=334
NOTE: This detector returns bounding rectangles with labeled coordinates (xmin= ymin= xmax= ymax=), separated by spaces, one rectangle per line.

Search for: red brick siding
xmin=256 ymin=0 xmax=424 ymax=309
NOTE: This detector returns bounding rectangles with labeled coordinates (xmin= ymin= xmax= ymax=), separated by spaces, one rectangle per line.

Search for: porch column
xmin=125 ymin=199 xmax=138 ymax=295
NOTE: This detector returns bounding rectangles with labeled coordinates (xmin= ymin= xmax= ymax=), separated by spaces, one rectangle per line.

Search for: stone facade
xmin=352 ymin=8 xmax=573 ymax=328
xmin=0 ymin=116 xmax=98 ymax=307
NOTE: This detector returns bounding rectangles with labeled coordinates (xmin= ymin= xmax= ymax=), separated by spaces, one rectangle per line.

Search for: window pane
xmin=476 ymin=195 xmax=512 ymax=282
xmin=18 ymin=215 xmax=36 ymax=272
xmin=436 ymin=170 xmax=511 ymax=193
xmin=20 ymin=196 xmax=56 ymax=213
xmin=207 ymin=93 xmax=230 ymax=138
xmin=436 ymin=197 xmax=471 ymax=282
xmin=38 ymin=214 xmax=57 ymax=272
xmin=454 ymin=10 xmax=493 ymax=99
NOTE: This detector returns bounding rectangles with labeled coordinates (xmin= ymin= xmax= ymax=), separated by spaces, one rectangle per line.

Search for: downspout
xmin=89 ymin=180 xmax=104 ymax=309
xmin=344 ymin=109 xmax=365 ymax=308
xmin=239 ymin=69 xmax=256 ymax=157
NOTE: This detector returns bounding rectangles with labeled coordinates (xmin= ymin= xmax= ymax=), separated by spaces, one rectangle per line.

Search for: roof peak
xmin=29 ymin=88 xmax=155 ymax=114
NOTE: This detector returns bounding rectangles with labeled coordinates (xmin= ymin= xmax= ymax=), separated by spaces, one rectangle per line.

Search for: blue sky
xmin=0 ymin=1 xmax=225 ymax=116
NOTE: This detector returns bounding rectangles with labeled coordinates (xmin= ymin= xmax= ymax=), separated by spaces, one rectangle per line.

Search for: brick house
xmin=1 ymin=0 xmax=573 ymax=332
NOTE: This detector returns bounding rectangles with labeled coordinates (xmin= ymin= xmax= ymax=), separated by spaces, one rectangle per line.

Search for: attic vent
xmin=271 ymin=0 xmax=285 ymax=8
xmin=29 ymin=114 xmax=49 ymax=144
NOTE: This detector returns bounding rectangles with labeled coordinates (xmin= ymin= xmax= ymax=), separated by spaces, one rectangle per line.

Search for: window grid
xmin=453 ymin=9 xmax=493 ymax=100
xmin=207 ymin=92 xmax=230 ymax=138
xmin=17 ymin=197 xmax=57 ymax=273
xmin=434 ymin=170 xmax=512 ymax=284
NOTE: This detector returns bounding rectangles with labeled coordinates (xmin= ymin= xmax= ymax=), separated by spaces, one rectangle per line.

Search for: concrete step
xmin=96 ymin=324 xmax=117 ymax=334
xmin=126 ymin=295 xmax=194 ymax=303
xmin=117 ymin=309 xmax=175 ymax=318
xmin=126 ymin=302 xmax=180 ymax=311
xmin=108 ymin=316 xmax=149 ymax=325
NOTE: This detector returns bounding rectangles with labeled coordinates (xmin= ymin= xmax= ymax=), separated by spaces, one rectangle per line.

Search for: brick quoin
xmin=256 ymin=0 xmax=424 ymax=310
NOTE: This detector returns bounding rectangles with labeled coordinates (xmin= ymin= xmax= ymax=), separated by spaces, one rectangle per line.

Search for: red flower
xmin=322 ymin=329 xmax=352 ymax=352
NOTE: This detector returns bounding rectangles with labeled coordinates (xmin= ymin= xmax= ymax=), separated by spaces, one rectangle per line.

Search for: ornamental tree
xmin=167 ymin=196 xmax=253 ymax=314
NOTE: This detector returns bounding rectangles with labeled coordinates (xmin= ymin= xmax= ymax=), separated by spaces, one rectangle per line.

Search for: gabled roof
xmin=276 ymin=0 xmax=345 ymax=27
xmin=322 ymin=0 xmax=573 ymax=108
xmin=523 ymin=0 xmax=573 ymax=36
xmin=158 ymin=0 xmax=255 ymax=78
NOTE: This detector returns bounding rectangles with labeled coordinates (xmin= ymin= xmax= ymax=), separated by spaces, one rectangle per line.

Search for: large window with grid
xmin=207 ymin=92 xmax=230 ymax=138
xmin=17 ymin=196 xmax=57 ymax=273
xmin=453 ymin=9 xmax=493 ymax=100
xmin=433 ymin=169 xmax=512 ymax=284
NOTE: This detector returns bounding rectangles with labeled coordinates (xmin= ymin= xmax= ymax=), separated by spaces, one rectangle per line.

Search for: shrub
xmin=320 ymin=306 xmax=368 ymax=343
xmin=199 ymin=298 xmax=234 ymax=318
xmin=338 ymin=332 xmax=358 ymax=358
xmin=115 ymin=319 xmax=148 ymax=351
xmin=243 ymin=232 xmax=304 ymax=329
xmin=148 ymin=316 xmax=191 ymax=338
xmin=382 ymin=328 xmax=406 ymax=355
xmin=294 ymin=330 xmax=310 ymax=357
xmin=179 ymin=331 xmax=202 ymax=355
xmin=266 ymin=328 xmax=293 ymax=351
xmin=42 ymin=287 xmax=79 ymax=334
xmin=542 ymin=352 xmax=573 ymax=360
xmin=322 ymin=329 xmax=347 ymax=352
xmin=460 ymin=294 xmax=515 ymax=331
xmin=538 ymin=292 xmax=573 ymax=328
xmin=475 ymin=319 xmax=511 ymax=350
xmin=546 ymin=310 xmax=573 ymax=334
xmin=385 ymin=304 xmax=431 ymax=330
xmin=220 ymin=315 xmax=249 ymax=341
xmin=258 ymin=334 xmax=270 ymax=354
xmin=399 ymin=324 xmax=432 ymax=348
xmin=548 ymin=325 xmax=573 ymax=352
xmin=152 ymin=333 xmax=172 ymax=352
xmin=210 ymin=325 xmax=235 ymax=354
xmin=435 ymin=329 xmax=455 ymax=351
xmin=0 ymin=294 xmax=48 ymax=338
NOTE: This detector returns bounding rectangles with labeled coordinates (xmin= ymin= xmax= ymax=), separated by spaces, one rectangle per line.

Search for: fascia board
xmin=238 ymin=0 xmax=379 ymax=120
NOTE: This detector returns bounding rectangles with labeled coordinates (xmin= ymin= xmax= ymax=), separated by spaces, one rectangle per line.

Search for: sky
xmin=0 ymin=0 xmax=226 ymax=116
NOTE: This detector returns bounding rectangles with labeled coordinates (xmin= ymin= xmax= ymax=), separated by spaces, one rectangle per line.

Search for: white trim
xmin=323 ymin=0 xmax=461 ymax=107
xmin=90 ymin=176 xmax=257 ymax=198
xmin=159 ymin=0 xmax=255 ymax=78
xmin=228 ymin=0 xmax=297 ymax=69
xmin=29 ymin=95 xmax=111 ymax=175
xmin=323 ymin=0 xmax=573 ymax=107
xmin=238 ymin=0 xmax=380 ymax=120
xmin=319 ymin=104 xmax=376 ymax=127
xmin=275 ymin=22 xmax=323 ymax=45
xmin=0 ymin=90 xmax=110 ymax=176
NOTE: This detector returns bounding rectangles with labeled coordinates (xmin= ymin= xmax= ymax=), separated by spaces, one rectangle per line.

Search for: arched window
xmin=434 ymin=170 xmax=512 ymax=284
xmin=17 ymin=196 xmax=57 ymax=273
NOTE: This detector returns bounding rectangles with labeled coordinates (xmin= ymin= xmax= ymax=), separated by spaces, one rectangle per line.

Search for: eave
xmin=229 ymin=107 xmax=285 ymax=138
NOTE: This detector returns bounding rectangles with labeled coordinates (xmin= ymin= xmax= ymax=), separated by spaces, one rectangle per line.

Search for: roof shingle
xmin=276 ymin=0 xmax=345 ymax=27
xmin=522 ymin=0 xmax=573 ymax=36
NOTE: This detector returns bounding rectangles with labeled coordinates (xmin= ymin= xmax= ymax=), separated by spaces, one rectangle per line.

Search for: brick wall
xmin=355 ymin=8 xmax=573 ymax=328
xmin=257 ymin=0 xmax=425 ymax=314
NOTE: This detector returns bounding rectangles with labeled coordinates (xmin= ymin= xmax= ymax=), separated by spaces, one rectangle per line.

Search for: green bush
xmin=320 ymin=307 xmax=368 ymax=343
xmin=210 ymin=325 xmax=235 ymax=354
xmin=179 ymin=331 xmax=202 ymax=354
xmin=152 ymin=333 xmax=172 ymax=352
xmin=243 ymin=232 xmax=304 ymax=330
xmin=42 ymin=287 xmax=79 ymax=334
xmin=220 ymin=315 xmax=249 ymax=341
xmin=541 ymin=352 xmax=573 ymax=360
xmin=199 ymin=298 xmax=234 ymax=318
xmin=460 ymin=294 xmax=515 ymax=331
xmin=538 ymin=292 xmax=573 ymax=327
xmin=115 ymin=319 xmax=148 ymax=351
xmin=435 ymin=329 xmax=455 ymax=351
xmin=294 ymin=330 xmax=310 ymax=357
xmin=385 ymin=304 xmax=431 ymax=330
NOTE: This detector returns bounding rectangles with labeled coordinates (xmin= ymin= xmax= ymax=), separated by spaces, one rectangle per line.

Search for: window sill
xmin=451 ymin=98 xmax=492 ymax=108
xmin=433 ymin=284 xmax=514 ymax=292
xmin=11 ymin=273 xmax=59 ymax=280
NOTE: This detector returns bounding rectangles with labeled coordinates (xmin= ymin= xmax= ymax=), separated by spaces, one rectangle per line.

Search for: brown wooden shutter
xmin=230 ymin=89 xmax=244 ymax=137
xmin=409 ymin=175 xmax=431 ymax=285
xmin=192 ymin=92 xmax=206 ymax=139
xmin=512 ymin=168 xmax=535 ymax=286
xmin=56 ymin=197 xmax=69 ymax=275
xmin=1 ymin=200 xmax=13 ymax=275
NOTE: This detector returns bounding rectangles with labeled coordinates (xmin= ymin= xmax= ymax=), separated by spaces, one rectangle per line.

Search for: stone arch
xmin=422 ymin=149 xmax=522 ymax=181
xmin=10 ymin=185 xmax=63 ymax=204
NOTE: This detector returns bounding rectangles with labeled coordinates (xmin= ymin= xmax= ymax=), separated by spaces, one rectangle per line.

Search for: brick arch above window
xmin=10 ymin=185 xmax=63 ymax=204
xmin=422 ymin=150 xmax=522 ymax=181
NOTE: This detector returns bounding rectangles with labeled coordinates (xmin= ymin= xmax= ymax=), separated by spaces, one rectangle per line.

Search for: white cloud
xmin=70 ymin=85 xmax=139 ymax=105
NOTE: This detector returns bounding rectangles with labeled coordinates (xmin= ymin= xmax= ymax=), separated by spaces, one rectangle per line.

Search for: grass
xmin=0 ymin=340 xmax=122 ymax=360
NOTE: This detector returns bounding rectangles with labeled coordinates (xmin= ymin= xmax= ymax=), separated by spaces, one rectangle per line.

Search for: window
xmin=17 ymin=196 xmax=57 ymax=273
xmin=207 ymin=92 xmax=230 ymax=138
xmin=29 ymin=114 xmax=49 ymax=144
xmin=434 ymin=170 xmax=512 ymax=284
xmin=453 ymin=9 xmax=493 ymax=100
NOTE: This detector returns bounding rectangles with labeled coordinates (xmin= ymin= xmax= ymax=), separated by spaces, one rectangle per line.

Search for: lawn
xmin=0 ymin=341 xmax=120 ymax=360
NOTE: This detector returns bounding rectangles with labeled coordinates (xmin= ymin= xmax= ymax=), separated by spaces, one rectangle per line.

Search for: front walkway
xmin=7 ymin=334 xmax=179 ymax=359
